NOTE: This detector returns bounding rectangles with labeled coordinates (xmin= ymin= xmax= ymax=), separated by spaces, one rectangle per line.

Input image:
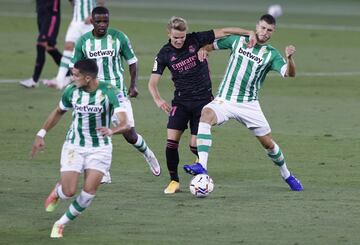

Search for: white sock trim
xmin=77 ymin=190 xmax=95 ymax=208
xmin=56 ymin=185 xmax=70 ymax=200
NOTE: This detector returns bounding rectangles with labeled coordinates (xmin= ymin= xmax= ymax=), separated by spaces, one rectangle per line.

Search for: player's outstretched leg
xmin=184 ymin=122 xmax=211 ymax=175
xmin=164 ymin=139 xmax=180 ymax=194
xmin=50 ymin=190 xmax=95 ymax=238
xmin=45 ymin=182 xmax=71 ymax=212
xmin=183 ymin=162 xmax=207 ymax=175
xmin=50 ymin=222 xmax=64 ymax=238
xmin=124 ymin=130 xmax=161 ymax=176
xmin=266 ymin=141 xmax=303 ymax=191
xmin=284 ymin=174 xmax=303 ymax=191
xmin=45 ymin=183 xmax=60 ymax=212
xmin=143 ymin=148 xmax=161 ymax=176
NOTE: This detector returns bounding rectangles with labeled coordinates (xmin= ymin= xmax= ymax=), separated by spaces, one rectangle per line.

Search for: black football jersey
xmin=152 ymin=30 xmax=215 ymax=101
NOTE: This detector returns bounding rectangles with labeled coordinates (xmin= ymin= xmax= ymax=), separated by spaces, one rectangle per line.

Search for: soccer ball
xmin=267 ymin=4 xmax=283 ymax=18
xmin=189 ymin=174 xmax=214 ymax=198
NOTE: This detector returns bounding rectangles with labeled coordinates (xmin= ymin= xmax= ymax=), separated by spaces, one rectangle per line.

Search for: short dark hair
xmin=74 ymin=59 xmax=98 ymax=78
xmin=259 ymin=14 xmax=276 ymax=25
xmin=92 ymin=6 xmax=109 ymax=18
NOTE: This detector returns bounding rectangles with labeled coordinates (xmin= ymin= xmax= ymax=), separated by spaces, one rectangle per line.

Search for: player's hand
xmin=31 ymin=136 xmax=45 ymax=159
xmin=285 ymin=45 xmax=296 ymax=58
xmin=96 ymin=127 xmax=113 ymax=137
xmin=156 ymin=99 xmax=172 ymax=114
xmin=128 ymin=85 xmax=138 ymax=98
xmin=197 ymin=48 xmax=208 ymax=62
xmin=247 ymin=31 xmax=257 ymax=48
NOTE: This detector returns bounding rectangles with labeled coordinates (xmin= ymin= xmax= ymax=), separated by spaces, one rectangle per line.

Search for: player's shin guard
xmin=132 ymin=134 xmax=149 ymax=155
xmin=196 ymin=122 xmax=212 ymax=170
xmin=57 ymin=190 xmax=95 ymax=225
xmin=266 ymin=142 xmax=290 ymax=179
xmin=166 ymin=139 xmax=179 ymax=181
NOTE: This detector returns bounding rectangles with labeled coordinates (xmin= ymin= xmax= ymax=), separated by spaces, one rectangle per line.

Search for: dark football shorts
xmin=37 ymin=9 xmax=60 ymax=46
xmin=167 ymin=98 xmax=212 ymax=135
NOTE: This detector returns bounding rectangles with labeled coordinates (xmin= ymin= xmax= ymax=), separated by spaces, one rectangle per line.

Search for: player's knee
xmin=200 ymin=107 xmax=216 ymax=124
xmin=166 ymin=139 xmax=179 ymax=149
xmin=37 ymin=42 xmax=47 ymax=48
xmin=64 ymin=42 xmax=74 ymax=51
xmin=62 ymin=187 xmax=77 ymax=198
xmin=257 ymin=134 xmax=274 ymax=149
xmin=46 ymin=45 xmax=57 ymax=52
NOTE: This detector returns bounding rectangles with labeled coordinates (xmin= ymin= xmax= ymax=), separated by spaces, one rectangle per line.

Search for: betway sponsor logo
xmin=87 ymin=49 xmax=115 ymax=58
xmin=238 ymin=47 xmax=263 ymax=64
xmin=74 ymin=104 xmax=103 ymax=114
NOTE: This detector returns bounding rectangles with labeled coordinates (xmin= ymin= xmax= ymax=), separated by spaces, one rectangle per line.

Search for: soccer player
xmin=183 ymin=14 xmax=304 ymax=191
xmin=71 ymin=6 xmax=161 ymax=182
xmin=20 ymin=0 xmax=62 ymax=88
xmin=148 ymin=16 xmax=256 ymax=194
xmin=43 ymin=0 xmax=105 ymax=89
xmin=31 ymin=58 xmax=131 ymax=238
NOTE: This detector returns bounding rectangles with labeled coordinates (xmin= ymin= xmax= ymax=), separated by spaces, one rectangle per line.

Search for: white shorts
xmin=111 ymin=95 xmax=135 ymax=127
xmin=204 ymin=98 xmax=271 ymax=136
xmin=60 ymin=142 xmax=112 ymax=174
xmin=65 ymin=21 xmax=93 ymax=43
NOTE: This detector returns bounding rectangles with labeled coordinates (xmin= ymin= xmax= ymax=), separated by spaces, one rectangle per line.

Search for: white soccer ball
xmin=267 ymin=4 xmax=283 ymax=18
xmin=189 ymin=174 xmax=214 ymax=198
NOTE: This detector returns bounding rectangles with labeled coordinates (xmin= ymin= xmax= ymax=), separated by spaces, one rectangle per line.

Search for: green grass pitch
xmin=0 ymin=0 xmax=360 ymax=244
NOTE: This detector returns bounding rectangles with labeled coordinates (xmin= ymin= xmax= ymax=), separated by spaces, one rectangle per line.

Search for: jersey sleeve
xmin=192 ymin=30 xmax=216 ymax=47
xmin=118 ymin=32 xmax=138 ymax=65
xmin=214 ymin=35 xmax=239 ymax=50
xmin=151 ymin=49 xmax=167 ymax=75
xmin=270 ymin=50 xmax=287 ymax=77
xmin=59 ymin=85 xmax=74 ymax=111
xmin=70 ymin=36 xmax=86 ymax=68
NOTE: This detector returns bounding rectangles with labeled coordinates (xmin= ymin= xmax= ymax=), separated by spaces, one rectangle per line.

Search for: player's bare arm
xmin=128 ymin=62 xmax=139 ymax=97
xmin=214 ymin=28 xmax=257 ymax=48
xmin=198 ymin=44 xmax=214 ymax=62
xmin=148 ymin=74 xmax=172 ymax=114
xmin=96 ymin=112 xmax=130 ymax=136
xmin=31 ymin=106 xmax=66 ymax=158
xmin=285 ymin=45 xmax=296 ymax=77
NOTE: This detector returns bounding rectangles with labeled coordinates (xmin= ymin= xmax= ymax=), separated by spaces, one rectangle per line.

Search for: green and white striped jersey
xmin=214 ymin=35 xmax=287 ymax=103
xmin=71 ymin=28 xmax=138 ymax=95
xmin=59 ymin=82 xmax=123 ymax=147
xmin=72 ymin=0 xmax=96 ymax=22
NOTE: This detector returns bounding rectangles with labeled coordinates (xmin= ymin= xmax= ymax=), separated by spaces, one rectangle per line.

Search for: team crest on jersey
xmin=116 ymin=92 xmax=126 ymax=102
xmin=189 ymin=45 xmax=195 ymax=53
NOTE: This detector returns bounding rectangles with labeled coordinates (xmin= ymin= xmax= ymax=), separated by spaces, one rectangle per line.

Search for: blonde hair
xmin=167 ymin=16 xmax=188 ymax=32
